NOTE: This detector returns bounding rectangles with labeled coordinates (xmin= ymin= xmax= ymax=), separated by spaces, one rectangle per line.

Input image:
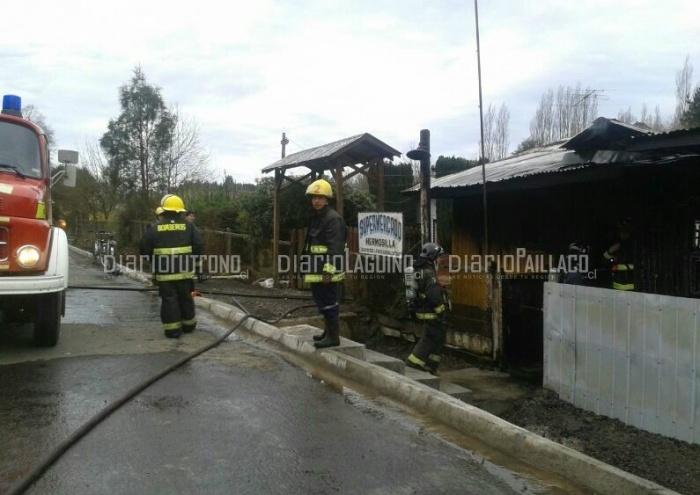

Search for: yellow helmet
xmin=160 ymin=194 xmax=186 ymax=212
xmin=57 ymin=219 xmax=67 ymax=229
xmin=155 ymin=206 xmax=165 ymax=215
xmin=305 ymin=179 xmax=333 ymax=198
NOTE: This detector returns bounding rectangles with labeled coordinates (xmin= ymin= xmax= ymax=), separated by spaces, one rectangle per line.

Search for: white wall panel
xmin=543 ymin=282 xmax=700 ymax=445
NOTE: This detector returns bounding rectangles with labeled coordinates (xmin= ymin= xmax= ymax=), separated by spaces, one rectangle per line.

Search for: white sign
xmin=358 ymin=212 xmax=403 ymax=257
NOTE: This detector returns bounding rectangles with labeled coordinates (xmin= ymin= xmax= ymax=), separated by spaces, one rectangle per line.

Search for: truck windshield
xmin=0 ymin=122 xmax=42 ymax=179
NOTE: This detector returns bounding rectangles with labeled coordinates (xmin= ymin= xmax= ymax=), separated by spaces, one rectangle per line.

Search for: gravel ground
xmin=197 ymin=278 xmax=700 ymax=495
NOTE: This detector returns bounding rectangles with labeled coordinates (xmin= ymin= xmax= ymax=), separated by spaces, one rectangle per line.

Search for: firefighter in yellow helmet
xmin=140 ymin=194 xmax=204 ymax=338
xmin=303 ymin=179 xmax=347 ymax=348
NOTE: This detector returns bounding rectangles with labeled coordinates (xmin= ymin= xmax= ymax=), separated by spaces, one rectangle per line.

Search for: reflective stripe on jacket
xmin=302 ymin=205 xmax=347 ymax=283
xmin=413 ymin=262 xmax=447 ymax=321
xmin=140 ymin=215 xmax=204 ymax=282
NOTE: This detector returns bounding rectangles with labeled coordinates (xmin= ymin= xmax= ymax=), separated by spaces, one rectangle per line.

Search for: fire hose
xmin=7 ymin=292 xmax=317 ymax=495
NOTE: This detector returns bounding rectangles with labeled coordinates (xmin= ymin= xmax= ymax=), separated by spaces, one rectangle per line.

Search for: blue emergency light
xmin=2 ymin=94 xmax=22 ymax=112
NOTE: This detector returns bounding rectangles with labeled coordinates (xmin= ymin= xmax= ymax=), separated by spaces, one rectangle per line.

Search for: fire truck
xmin=0 ymin=94 xmax=78 ymax=346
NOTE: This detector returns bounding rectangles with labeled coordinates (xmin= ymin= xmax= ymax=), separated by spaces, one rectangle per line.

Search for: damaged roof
xmin=409 ymin=118 xmax=700 ymax=198
xmin=262 ymin=133 xmax=401 ymax=174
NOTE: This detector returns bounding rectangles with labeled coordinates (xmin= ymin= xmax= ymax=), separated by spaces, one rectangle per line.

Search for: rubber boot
xmin=313 ymin=318 xmax=327 ymax=342
xmin=314 ymin=317 xmax=340 ymax=348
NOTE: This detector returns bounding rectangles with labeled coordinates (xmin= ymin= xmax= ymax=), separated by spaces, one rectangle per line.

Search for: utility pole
xmin=474 ymin=0 xmax=488 ymax=255
xmin=281 ymin=132 xmax=289 ymax=158
xmin=273 ymin=132 xmax=288 ymax=288
xmin=407 ymin=129 xmax=431 ymax=246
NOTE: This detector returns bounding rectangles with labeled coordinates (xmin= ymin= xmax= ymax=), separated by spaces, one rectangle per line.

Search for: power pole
xmin=281 ymin=132 xmax=289 ymax=158
xmin=474 ymin=0 xmax=488 ymax=255
xmin=407 ymin=129 xmax=431 ymax=246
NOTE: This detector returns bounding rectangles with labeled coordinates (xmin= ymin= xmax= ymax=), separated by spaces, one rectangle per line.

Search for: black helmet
xmin=419 ymin=242 xmax=444 ymax=261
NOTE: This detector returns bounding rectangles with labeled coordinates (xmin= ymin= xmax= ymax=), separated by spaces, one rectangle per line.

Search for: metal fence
xmin=543 ymin=282 xmax=700 ymax=445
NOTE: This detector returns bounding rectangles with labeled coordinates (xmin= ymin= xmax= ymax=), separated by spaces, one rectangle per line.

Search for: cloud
xmin=1 ymin=0 xmax=698 ymax=184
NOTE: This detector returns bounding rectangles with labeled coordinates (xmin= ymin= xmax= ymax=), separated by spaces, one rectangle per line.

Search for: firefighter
xmin=406 ymin=242 xmax=448 ymax=375
xmin=560 ymin=242 xmax=589 ymax=286
xmin=140 ymin=194 xmax=204 ymax=338
xmin=604 ymin=217 xmax=634 ymax=291
xmin=302 ymin=179 xmax=347 ymax=349
xmin=184 ymin=209 xmax=196 ymax=224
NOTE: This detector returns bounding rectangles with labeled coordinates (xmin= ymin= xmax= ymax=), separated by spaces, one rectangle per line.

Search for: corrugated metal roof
xmin=563 ymin=117 xmax=653 ymax=151
xmin=405 ymin=119 xmax=700 ymax=195
xmin=262 ymin=133 xmax=401 ymax=173
xmin=406 ymin=141 xmax=577 ymax=192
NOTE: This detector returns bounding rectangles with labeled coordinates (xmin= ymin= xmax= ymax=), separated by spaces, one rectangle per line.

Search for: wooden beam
xmin=272 ymin=169 xmax=284 ymax=287
xmin=333 ymin=166 xmax=344 ymax=219
xmin=376 ymin=159 xmax=385 ymax=212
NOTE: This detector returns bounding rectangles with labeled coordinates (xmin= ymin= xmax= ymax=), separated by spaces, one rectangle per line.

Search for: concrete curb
xmin=195 ymin=294 xmax=678 ymax=495
xmin=67 ymin=246 xmax=676 ymax=494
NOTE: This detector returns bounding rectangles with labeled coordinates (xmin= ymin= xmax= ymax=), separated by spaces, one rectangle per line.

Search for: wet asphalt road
xmin=0 ymin=253 xmax=558 ymax=495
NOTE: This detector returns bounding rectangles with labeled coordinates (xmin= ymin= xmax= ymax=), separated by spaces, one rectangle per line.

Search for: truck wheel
xmin=34 ymin=291 xmax=64 ymax=347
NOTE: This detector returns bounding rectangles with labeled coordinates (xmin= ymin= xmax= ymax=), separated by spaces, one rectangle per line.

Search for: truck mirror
xmin=62 ymin=163 xmax=77 ymax=187
xmin=57 ymin=149 xmax=79 ymax=164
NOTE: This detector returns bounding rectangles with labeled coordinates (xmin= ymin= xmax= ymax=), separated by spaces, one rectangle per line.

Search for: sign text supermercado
xmin=358 ymin=212 xmax=403 ymax=257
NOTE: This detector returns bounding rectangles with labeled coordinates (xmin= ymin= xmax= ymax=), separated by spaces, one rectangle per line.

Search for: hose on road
xmin=7 ymin=297 xmax=317 ymax=495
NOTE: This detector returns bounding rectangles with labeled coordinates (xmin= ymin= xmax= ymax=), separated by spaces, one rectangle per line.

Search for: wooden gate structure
xmin=261 ymin=133 xmax=402 ymax=286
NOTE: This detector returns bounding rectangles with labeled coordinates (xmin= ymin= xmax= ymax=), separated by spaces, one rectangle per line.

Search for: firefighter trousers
xmin=310 ymin=282 xmax=340 ymax=319
xmin=158 ymin=279 xmax=197 ymax=337
xmin=408 ymin=319 xmax=447 ymax=372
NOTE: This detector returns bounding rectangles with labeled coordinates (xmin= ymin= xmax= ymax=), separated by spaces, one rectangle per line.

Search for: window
xmin=0 ymin=122 xmax=42 ymax=179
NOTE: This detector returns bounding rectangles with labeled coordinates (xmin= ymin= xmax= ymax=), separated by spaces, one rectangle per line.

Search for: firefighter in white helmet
xmin=140 ymin=194 xmax=204 ymax=338
xmin=302 ymin=179 xmax=347 ymax=348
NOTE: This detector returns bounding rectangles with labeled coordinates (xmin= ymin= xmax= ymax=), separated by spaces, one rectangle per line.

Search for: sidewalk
xmin=195 ymin=294 xmax=677 ymax=495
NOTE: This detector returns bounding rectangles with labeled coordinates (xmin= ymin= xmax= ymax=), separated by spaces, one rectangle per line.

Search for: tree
xmin=673 ymin=55 xmax=694 ymax=129
xmin=512 ymin=137 xmax=539 ymax=155
xmin=160 ymin=105 xmax=210 ymax=193
xmin=616 ymin=104 xmax=666 ymax=132
xmin=368 ymin=161 xmax=416 ymax=224
xmin=100 ymin=66 xmax=181 ymax=201
xmin=528 ymin=83 xmax=599 ymax=146
xmin=681 ymin=86 xmax=700 ymax=129
xmin=481 ymin=103 xmax=511 ymax=162
xmin=433 ymin=156 xmax=479 ymax=250
xmin=80 ymin=139 xmax=121 ymax=220
xmin=23 ymin=104 xmax=56 ymax=149
xmin=494 ymin=104 xmax=510 ymax=160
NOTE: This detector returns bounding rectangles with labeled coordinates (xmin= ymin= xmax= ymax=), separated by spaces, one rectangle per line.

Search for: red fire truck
xmin=0 ymin=94 xmax=78 ymax=346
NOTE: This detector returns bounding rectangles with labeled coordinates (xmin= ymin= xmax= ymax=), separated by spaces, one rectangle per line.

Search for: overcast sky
xmin=2 ymin=0 xmax=698 ymax=183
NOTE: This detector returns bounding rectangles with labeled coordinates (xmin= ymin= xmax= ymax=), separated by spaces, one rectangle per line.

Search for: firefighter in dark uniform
xmin=302 ymin=179 xmax=347 ymax=349
xmin=406 ymin=242 xmax=448 ymax=375
xmin=140 ymin=194 xmax=204 ymax=338
xmin=604 ymin=217 xmax=634 ymax=291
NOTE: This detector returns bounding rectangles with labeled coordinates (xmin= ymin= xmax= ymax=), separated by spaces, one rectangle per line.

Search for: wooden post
xmin=272 ymin=169 xmax=282 ymax=287
xmin=376 ymin=159 xmax=385 ymax=212
xmin=333 ymin=166 xmax=344 ymax=219
xmin=419 ymin=130 xmax=431 ymax=245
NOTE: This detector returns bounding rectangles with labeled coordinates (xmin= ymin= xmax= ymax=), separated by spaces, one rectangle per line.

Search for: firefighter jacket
xmin=140 ymin=215 xmax=204 ymax=282
xmin=603 ymin=239 xmax=634 ymax=291
xmin=302 ymin=205 xmax=347 ymax=283
xmin=413 ymin=258 xmax=448 ymax=321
